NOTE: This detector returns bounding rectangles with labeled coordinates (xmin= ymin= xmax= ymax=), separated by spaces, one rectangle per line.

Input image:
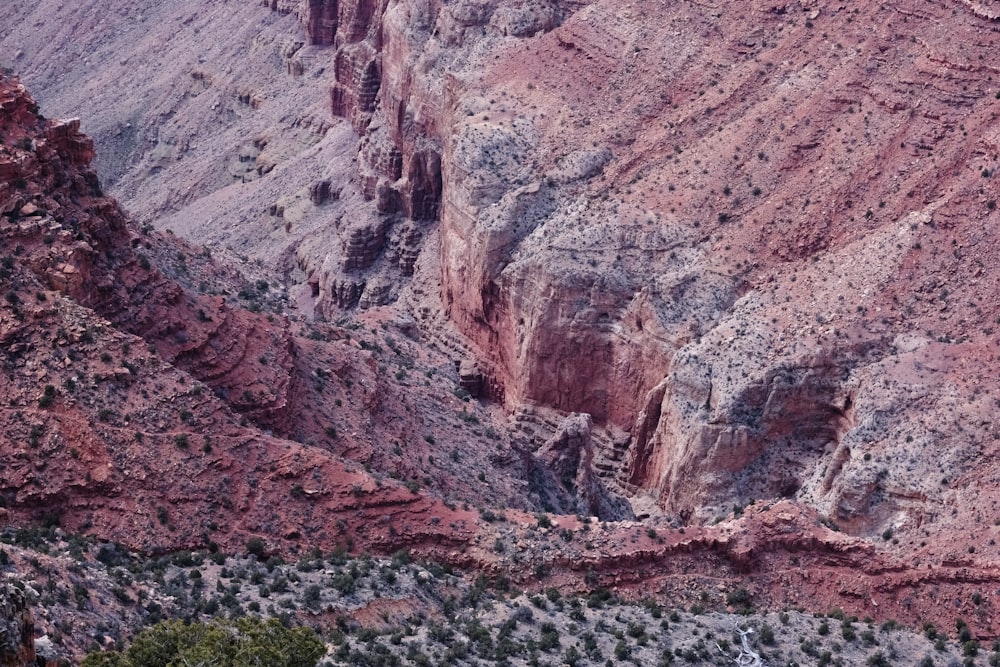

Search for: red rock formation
xmin=7 ymin=79 xmax=1000 ymax=633
xmin=12 ymin=0 xmax=1000 ymax=635
xmin=265 ymin=0 xmax=449 ymax=308
xmin=0 ymin=73 xmax=507 ymax=560
xmin=308 ymin=0 xmax=340 ymax=45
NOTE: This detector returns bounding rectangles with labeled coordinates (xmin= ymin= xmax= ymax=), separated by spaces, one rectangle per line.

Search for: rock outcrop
xmin=270 ymin=0 xmax=446 ymax=310
xmin=0 ymin=584 xmax=34 ymax=667
xmin=525 ymin=413 xmax=633 ymax=520
xmin=10 ymin=0 xmax=1000 ymax=635
xmin=13 ymin=0 xmax=998 ymax=540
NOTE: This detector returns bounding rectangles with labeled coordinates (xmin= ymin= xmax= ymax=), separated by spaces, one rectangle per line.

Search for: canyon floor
xmin=3 ymin=0 xmax=1000 ymax=663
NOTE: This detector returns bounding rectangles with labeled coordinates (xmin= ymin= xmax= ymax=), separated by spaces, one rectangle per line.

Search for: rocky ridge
xmin=0 ymin=73 xmax=491 ymax=560
xmin=245 ymin=0 xmax=1000 ymax=552
xmin=5 ymin=0 xmax=1000 ymax=654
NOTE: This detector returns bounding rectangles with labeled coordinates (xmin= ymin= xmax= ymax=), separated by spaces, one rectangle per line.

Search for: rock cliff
xmin=290 ymin=0 xmax=1000 ymax=545
xmin=0 ymin=584 xmax=34 ymax=667
xmin=8 ymin=0 xmax=1000 ymax=637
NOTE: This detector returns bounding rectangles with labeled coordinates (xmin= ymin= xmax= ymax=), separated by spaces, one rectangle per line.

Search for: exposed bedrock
xmin=438 ymin=117 xmax=741 ymax=426
xmin=524 ymin=413 xmax=634 ymax=520
xmin=431 ymin=0 xmax=1000 ymax=540
xmin=262 ymin=0 xmax=1000 ymax=539
xmin=623 ymin=215 xmax=990 ymax=535
xmin=0 ymin=584 xmax=35 ymax=667
xmin=265 ymin=0 xmax=590 ymax=318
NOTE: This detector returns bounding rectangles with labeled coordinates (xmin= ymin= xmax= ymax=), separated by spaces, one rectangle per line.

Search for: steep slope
xmin=0 ymin=73 xmax=524 ymax=560
xmin=290 ymin=0 xmax=1000 ymax=548
xmin=393 ymin=0 xmax=1000 ymax=532
xmin=8 ymin=0 xmax=1000 ymax=640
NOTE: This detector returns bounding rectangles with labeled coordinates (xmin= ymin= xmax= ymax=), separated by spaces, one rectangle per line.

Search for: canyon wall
xmin=7 ymin=0 xmax=1000 ymax=550
xmin=8 ymin=0 xmax=1000 ymax=635
xmin=287 ymin=0 xmax=1000 ymax=542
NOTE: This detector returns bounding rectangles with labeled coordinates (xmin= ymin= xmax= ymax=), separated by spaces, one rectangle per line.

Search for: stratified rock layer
xmin=299 ymin=0 xmax=1000 ymax=543
xmin=8 ymin=0 xmax=1000 ymax=635
xmin=0 ymin=74 xmax=514 ymax=561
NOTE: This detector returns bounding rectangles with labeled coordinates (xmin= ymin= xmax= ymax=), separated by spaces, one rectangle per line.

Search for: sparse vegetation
xmin=0 ymin=520 xmax=964 ymax=667
xmin=81 ymin=617 xmax=325 ymax=667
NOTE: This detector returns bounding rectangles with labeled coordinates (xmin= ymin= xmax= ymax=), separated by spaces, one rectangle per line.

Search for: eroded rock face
xmin=10 ymin=0 xmax=1000 ymax=633
xmin=395 ymin=0 xmax=1000 ymax=546
xmin=0 ymin=74 xmax=528 ymax=561
xmin=525 ymin=413 xmax=633 ymax=520
xmin=260 ymin=0 xmax=591 ymax=320
xmin=16 ymin=0 xmax=997 ymax=550
xmin=0 ymin=584 xmax=34 ymax=667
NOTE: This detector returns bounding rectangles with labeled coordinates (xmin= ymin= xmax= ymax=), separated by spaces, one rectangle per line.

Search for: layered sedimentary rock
xmin=272 ymin=0 xmax=445 ymax=308
xmin=10 ymin=0 xmax=1000 ymax=633
xmin=10 ymin=68 xmax=1000 ymax=636
xmin=290 ymin=0 xmax=1000 ymax=566
xmin=0 ymin=74 xmax=530 ymax=560
xmin=8 ymin=0 xmax=1000 ymax=545
xmin=262 ymin=0 xmax=597 ymax=314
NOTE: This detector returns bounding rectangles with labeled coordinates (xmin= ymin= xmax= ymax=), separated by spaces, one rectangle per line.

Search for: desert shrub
xmin=726 ymin=588 xmax=752 ymax=609
xmin=245 ymin=537 xmax=266 ymax=558
xmin=80 ymin=617 xmax=325 ymax=667
xmin=38 ymin=385 xmax=55 ymax=408
xmin=866 ymin=652 xmax=891 ymax=667
xmin=539 ymin=622 xmax=560 ymax=651
xmin=586 ymin=588 xmax=614 ymax=609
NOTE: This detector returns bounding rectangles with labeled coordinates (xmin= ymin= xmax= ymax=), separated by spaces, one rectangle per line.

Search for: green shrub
xmin=539 ymin=622 xmax=560 ymax=651
xmin=245 ymin=536 xmax=266 ymax=558
xmin=81 ymin=617 xmax=325 ymax=667
xmin=867 ymin=652 xmax=890 ymax=667
xmin=38 ymin=385 xmax=56 ymax=408
xmin=726 ymin=588 xmax=752 ymax=609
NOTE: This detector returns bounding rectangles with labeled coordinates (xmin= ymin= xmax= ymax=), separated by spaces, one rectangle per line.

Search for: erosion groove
xmin=3 ymin=0 xmax=1000 ymax=661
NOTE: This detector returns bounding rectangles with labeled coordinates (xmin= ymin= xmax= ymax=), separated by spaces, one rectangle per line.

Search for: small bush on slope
xmin=80 ymin=617 xmax=325 ymax=667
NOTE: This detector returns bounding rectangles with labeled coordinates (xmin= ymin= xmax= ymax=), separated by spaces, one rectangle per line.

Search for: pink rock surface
xmin=5 ymin=0 xmax=1000 ymax=633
